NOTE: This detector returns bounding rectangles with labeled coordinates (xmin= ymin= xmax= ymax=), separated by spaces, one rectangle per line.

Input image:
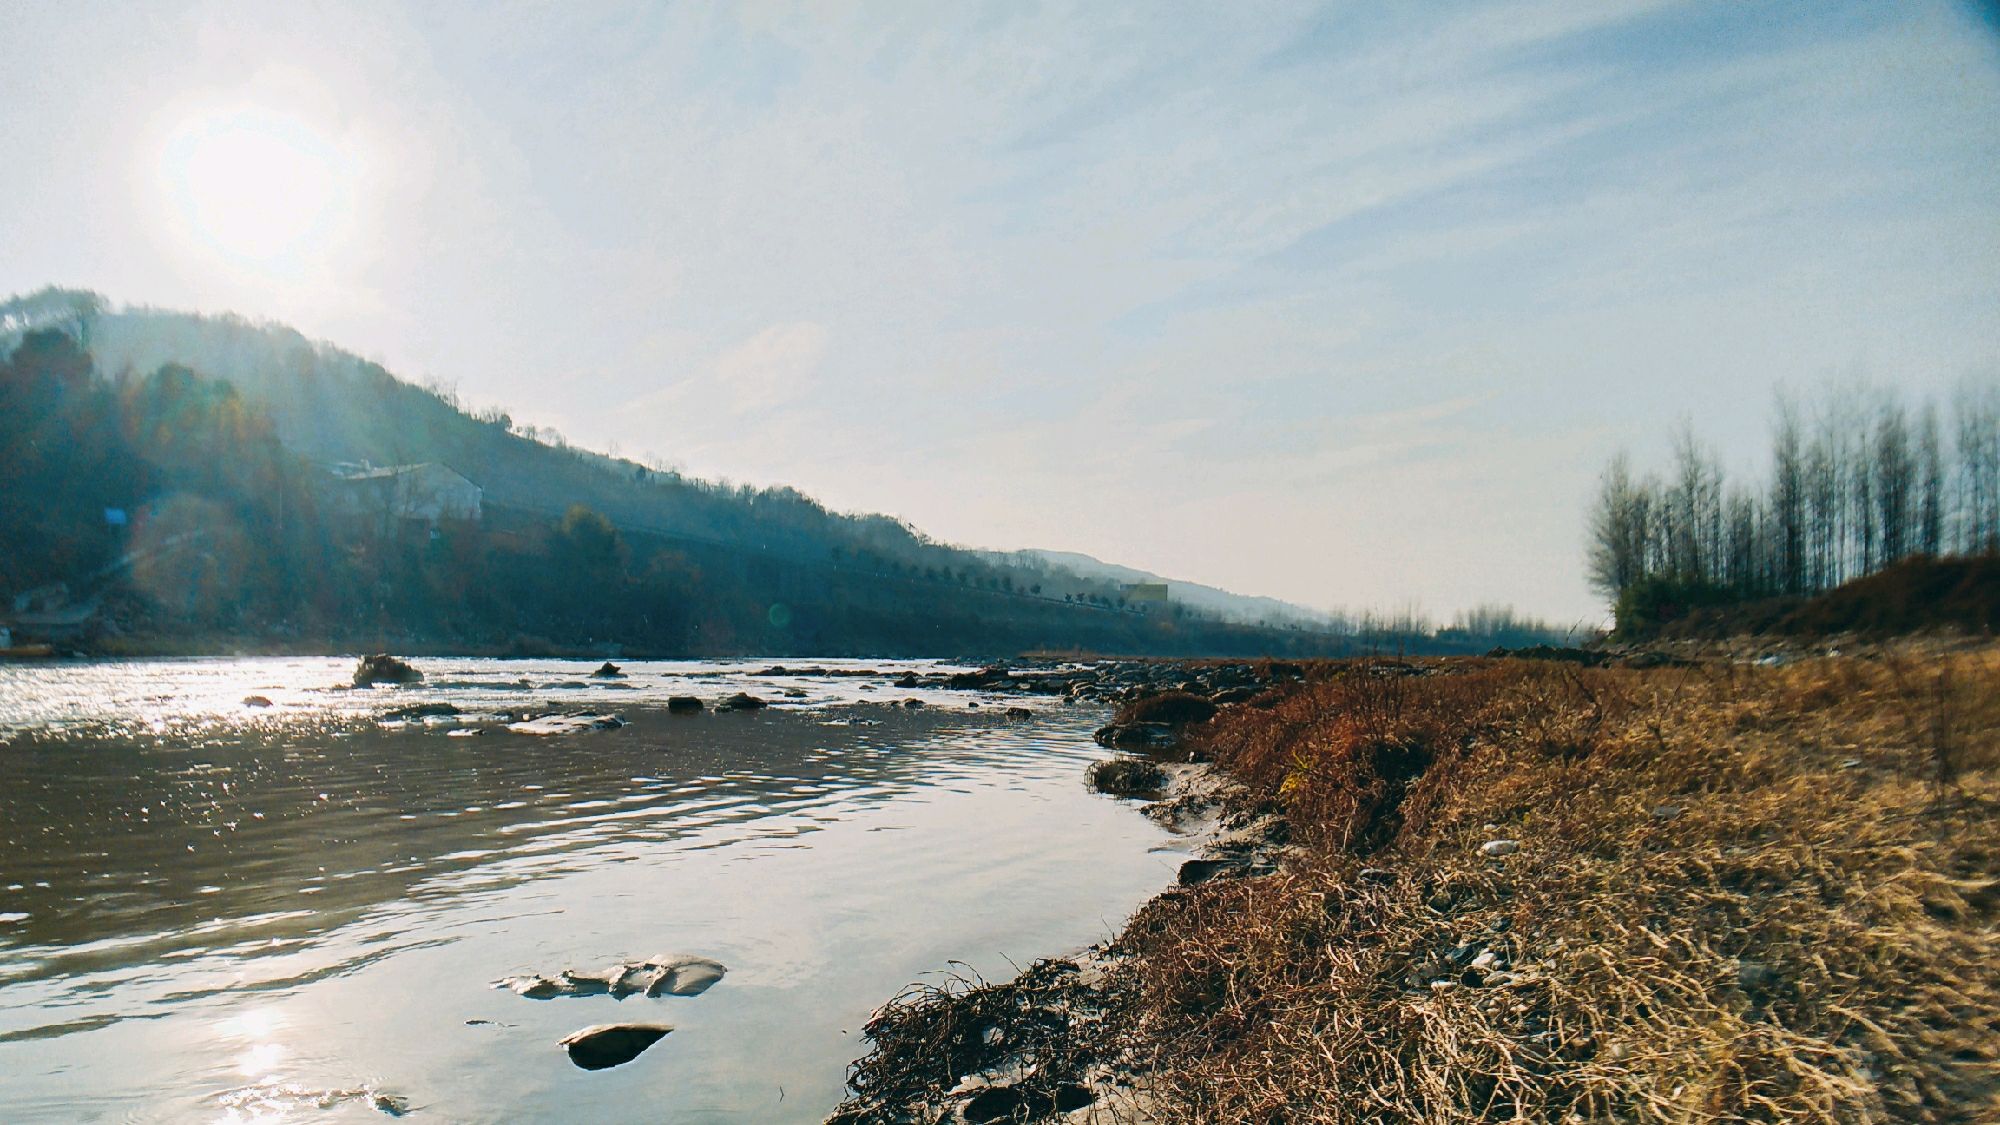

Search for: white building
xmin=327 ymin=462 xmax=483 ymax=524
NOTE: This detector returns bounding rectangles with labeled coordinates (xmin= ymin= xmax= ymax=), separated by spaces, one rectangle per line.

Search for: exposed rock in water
xmin=1086 ymin=757 xmax=1169 ymax=797
xmin=947 ymin=665 xmax=1013 ymax=690
xmin=558 ymin=1023 xmax=672 ymax=1070
xmin=590 ymin=661 xmax=625 ymax=678
xmin=667 ymin=696 xmax=705 ymax=714
xmin=352 ymin=654 xmax=422 ymax=686
xmin=506 ymin=713 xmax=626 ymax=736
xmin=498 ymin=954 xmax=728 ymax=1000
xmin=715 ymin=692 xmax=768 ymax=712
xmin=383 ymin=701 xmax=460 ymax=720
xmin=1004 ymin=707 xmax=1032 ymax=720
xmin=902 ymin=698 xmax=924 ymax=708
xmin=894 ymin=672 xmax=921 ymax=689
xmin=1093 ymin=722 xmax=1177 ymax=750
xmin=241 ymin=695 xmax=273 ymax=708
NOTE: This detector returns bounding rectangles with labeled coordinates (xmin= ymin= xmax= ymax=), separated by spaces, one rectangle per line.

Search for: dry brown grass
xmin=1121 ymin=650 xmax=2000 ymax=1123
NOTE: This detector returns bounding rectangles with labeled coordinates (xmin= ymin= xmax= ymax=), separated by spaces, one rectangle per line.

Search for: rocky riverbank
xmin=830 ymin=643 xmax=2000 ymax=1124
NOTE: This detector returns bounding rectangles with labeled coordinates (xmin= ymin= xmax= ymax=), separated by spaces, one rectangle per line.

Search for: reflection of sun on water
xmin=212 ymin=1006 xmax=292 ymax=1123
xmin=156 ymin=107 xmax=356 ymax=274
xmin=217 ymin=1006 xmax=288 ymax=1078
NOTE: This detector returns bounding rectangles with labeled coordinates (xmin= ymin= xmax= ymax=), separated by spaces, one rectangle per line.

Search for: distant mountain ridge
xmin=1 ymin=287 xmax=1570 ymax=656
xmin=983 ymin=549 xmax=1337 ymax=628
xmin=0 ymin=287 xmax=1381 ymax=656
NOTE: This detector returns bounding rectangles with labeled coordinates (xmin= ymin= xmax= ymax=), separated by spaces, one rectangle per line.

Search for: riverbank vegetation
xmin=1588 ymin=376 xmax=1998 ymax=637
xmin=843 ymin=646 xmax=2000 ymax=1122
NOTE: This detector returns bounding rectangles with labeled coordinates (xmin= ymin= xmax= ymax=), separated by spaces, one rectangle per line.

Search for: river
xmin=0 ymin=658 xmax=1181 ymax=1123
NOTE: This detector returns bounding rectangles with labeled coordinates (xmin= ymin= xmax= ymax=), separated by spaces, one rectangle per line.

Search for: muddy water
xmin=0 ymin=659 xmax=1183 ymax=1123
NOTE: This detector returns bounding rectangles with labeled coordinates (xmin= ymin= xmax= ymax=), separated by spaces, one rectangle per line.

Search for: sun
xmin=158 ymin=108 xmax=354 ymax=270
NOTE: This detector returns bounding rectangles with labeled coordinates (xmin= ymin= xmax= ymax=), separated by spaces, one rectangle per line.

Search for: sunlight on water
xmin=0 ymin=657 xmax=1178 ymax=1123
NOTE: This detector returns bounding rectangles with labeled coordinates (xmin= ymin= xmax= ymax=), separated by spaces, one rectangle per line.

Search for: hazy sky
xmin=5 ymin=1 xmax=1998 ymax=622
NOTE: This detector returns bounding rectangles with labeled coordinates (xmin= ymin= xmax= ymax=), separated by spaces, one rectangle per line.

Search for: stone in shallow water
xmin=505 ymin=714 xmax=625 ymax=736
xmin=498 ymin=954 xmax=728 ymax=1000
xmin=352 ymin=654 xmax=422 ymax=686
xmin=559 ymin=1022 xmax=672 ymax=1070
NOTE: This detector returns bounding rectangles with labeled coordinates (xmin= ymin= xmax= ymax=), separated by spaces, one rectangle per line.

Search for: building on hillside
xmin=325 ymin=462 xmax=483 ymax=526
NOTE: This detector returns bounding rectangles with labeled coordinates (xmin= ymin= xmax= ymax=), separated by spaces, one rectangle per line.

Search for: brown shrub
xmin=1118 ymin=690 xmax=1219 ymax=726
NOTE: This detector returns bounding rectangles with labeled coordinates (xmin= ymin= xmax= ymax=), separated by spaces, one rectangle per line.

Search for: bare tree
xmin=1872 ymin=394 xmax=1914 ymax=563
xmin=1587 ymin=452 xmax=1649 ymax=601
xmin=1956 ymin=374 xmax=2000 ymax=554
xmin=1917 ymin=401 xmax=1945 ymax=556
xmin=1770 ymin=389 xmax=1807 ymax=592
xmin=1666 ymin=422 xmax=1724 ymax=582
xmin=1590 ymin=372 xmax=2000 ymax=615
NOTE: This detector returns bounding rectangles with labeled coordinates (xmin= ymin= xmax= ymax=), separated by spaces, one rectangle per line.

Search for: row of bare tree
xmin=1589 ymin=374 xmax=2000 ymax=604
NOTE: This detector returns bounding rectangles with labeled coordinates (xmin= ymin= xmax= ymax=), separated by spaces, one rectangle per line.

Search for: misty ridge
xmin=0 ymin=287 xmax=1572 ymax=658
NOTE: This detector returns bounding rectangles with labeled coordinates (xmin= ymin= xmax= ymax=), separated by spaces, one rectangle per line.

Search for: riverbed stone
xmin=559 ymin=1022 xmax=673 ymax=1070
xmin=498 ymin=954 xmax=727 ymax=1000
xmin=383 ymin=701 xmax=460 ymax=720
xmin=1086 ymin=758 xmax=1168 ymax=797
xmin=506 ymin=713 xmax=625 ymax=736
xmin=352 ymin=654 xmax=422 ymax=686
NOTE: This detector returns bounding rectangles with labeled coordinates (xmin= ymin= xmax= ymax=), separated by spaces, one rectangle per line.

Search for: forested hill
xmin=0 ymin=288 xmax=1551 ymax=657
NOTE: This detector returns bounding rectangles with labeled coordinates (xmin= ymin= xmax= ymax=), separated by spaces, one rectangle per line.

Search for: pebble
xmin=1480 ymin=839 xmax=1521 ymax=857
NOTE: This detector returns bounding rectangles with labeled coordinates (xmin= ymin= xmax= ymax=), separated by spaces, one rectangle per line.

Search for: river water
xmin=0 ymin=658 xmax=1181 ymax=1123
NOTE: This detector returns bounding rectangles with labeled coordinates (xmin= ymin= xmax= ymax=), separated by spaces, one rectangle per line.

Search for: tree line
xmin=1588 ymin=373 xmax=2000 ymax=632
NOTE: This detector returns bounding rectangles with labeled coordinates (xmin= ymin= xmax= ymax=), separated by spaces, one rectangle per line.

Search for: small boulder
xmin=499 ymin=955 xmax=727 ymax=1001
xmin=507 ymin=713 xmax=625 ymax=736
xmin=666 ymin=696 xmax=704 ymax=714
xmin=242 ymin=695 xmax=274 ymax=708
xmin=1479 ymin=839 xmax=1521 ymax=858
xmin=962 ymin=1085 xmax=1024 ymax=1123
xmin=1178 ymin=858 xmax=1241 ymax=885
xmin=1093 ymin=722 xmax=1176 ymax=750
xmin=590 ymin=662 xmax=625 ymax=679
xmin=352 ymin=654 xmax=422 ymax=686
xmin=1004 ymin=707 xmax=1032 ymax=720
xmin=1087 ymin=757 xmax=1169 ymax=797
xmin=715 ymin=692 xmax=768 ymax=712
xmin=947 ymin=665 xmax=1012 ymax=690
xmin=558 ymin=1023 xmax=672 ymax=1071
xmin=383 ymin=701 xmax=460 ymax=721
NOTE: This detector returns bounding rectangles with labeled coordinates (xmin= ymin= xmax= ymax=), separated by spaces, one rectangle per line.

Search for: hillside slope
xmin=0 ymin=289 xmax=1378 ymax=657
